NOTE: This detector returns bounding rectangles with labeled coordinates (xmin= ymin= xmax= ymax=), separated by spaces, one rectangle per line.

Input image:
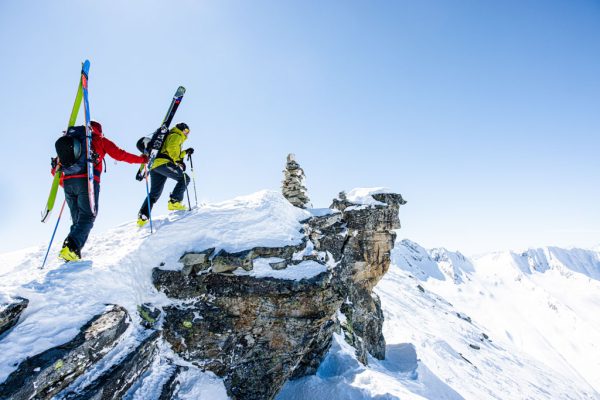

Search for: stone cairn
xmin=282 ymin=153 xmax=311 ymax=208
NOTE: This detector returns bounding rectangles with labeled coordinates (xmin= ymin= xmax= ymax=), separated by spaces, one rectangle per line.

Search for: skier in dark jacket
xmin=137 ymin=122 xmax=193 ymax=226
xmin=52 ymin=121 xmax=148 ymax=261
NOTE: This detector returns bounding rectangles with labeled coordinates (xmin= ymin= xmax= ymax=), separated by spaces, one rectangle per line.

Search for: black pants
xmin=64 ymin=178 xmax=100 ymax=251
xmin=139 ymin=163 xmax=189 ymax=217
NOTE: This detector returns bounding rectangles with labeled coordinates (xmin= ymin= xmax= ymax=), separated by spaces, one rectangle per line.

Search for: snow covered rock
xmin=179 ymin=248 xmax=214 ymax=276
xmin=0 ymin=189 xmax=407 ymax=399
xmin=157 ymin=365 xmax=188 ymax=400
xmin=153 ymin=190 xmax=405 ymax=399
xmin=60 ymin=331 xmax=159 ymax=400
xmin=154 ymin=268 xmax=340 ymax=400
xmin=0 ymin=296 xmax=28 ymax=337
xmin=0 ymin=305 xmax=129 ymax=400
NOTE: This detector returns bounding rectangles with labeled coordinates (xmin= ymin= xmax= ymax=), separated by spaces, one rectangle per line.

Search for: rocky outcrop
xmin=330 ymin=192 xmax=406 ymax=361
xmin=154 ymin=270 xmax=338 ymax=400
xmin=281 ymin=153 xmax=311 ymax=208
xmin=154 ymin=190 xmax=405 ymax=399
xmin=0 ymin=296 xmax=28 ymax=337
xmin=0 ymin=305 xmax=130 ymax=400
xmin=61 ymin=331 xmax=159 ymax=400
xmin=0 ymin=190 xmax=405 ymax=400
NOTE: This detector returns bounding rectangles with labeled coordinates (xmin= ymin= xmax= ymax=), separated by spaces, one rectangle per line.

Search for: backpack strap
xmin=156 ymin=153 xmax=177 ymax=165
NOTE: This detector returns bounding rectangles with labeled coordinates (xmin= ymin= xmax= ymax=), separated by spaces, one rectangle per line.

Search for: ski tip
xmin=175 ymin=86 xmax=186 ymax=96
xmin=41 ymin=209 xmax=51 ymax=223
xmin=82 ymin=60 xmax=91 ymax=75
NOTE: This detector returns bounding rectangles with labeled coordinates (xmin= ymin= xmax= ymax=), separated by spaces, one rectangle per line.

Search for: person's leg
xmin=170 ymin=172 xmax=190 ymax=203
xmin=63 ymin=180 xmax=79 ymax=253
xmin=64 ymin=181 xmax=79 ymax=230
xmin=155 ymin=163 xmax=190 ymax=202
xmin=139 ymin=170 xmax=167 ymax=217
xmin=141 ymin=164 xmax=189 ymax=211
xmin=66 ymin=179 xmax=98 ymax=252
xmin=78 ymin=181 xmax=99 ymax=249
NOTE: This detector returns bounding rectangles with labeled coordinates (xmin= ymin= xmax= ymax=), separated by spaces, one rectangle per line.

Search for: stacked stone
xmin=282 ymin=153 xmax=311 ymax=208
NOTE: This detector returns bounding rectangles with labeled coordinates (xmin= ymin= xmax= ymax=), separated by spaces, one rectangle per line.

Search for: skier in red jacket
xmin=52 ymin=121 xmax=148 ymax=261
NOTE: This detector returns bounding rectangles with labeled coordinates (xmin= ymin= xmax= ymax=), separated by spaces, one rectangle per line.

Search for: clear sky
xmin=0 ymin=0 xmax=598 ymax=255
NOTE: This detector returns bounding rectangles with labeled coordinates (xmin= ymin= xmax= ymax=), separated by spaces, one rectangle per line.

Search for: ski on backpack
xmin=138 ymin=86 xmax=186 ymax=179
xmin=80 ymin=60 xmax=96 ymax=216
xmin=41 ymin=62 xmax=86 ymax=223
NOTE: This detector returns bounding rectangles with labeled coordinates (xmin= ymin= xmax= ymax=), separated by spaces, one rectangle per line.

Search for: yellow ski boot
xmin=58 ymin=242 xmax=80 ymax=262
xmin=137 ymin=213 xmax=149 ymax=227
xmin=168 ymin=199 xmax=187 ymax=211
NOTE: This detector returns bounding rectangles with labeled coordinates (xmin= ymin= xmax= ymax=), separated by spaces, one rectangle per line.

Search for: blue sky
xmin=0 ymin=0 xmax=599 ymax=255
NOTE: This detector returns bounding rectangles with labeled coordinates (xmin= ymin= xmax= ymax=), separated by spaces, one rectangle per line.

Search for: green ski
xmin=41 ymin=68 xmax=85 ymax=223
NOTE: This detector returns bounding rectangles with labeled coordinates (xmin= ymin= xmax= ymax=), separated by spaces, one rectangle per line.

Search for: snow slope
xmin=278 ymin=240 xmax=600 ymax=399
xmin=388 ymin=240 xmax=600 ymax=398
xmin=1 ymin=191 xmax=599 ymax=399
xmin=0 ymin=190 xmax=309 ymax=397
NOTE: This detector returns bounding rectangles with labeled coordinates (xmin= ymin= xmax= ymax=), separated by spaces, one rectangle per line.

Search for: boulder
xmin=0 ymin=296 xmax=28 ymax=337
xmin=155 ymin=270 xmax=338 ymax=400
xmin=180 ymin=248 xmax=215 ymax=276
xmin=138 ymin=303 xmax=161 ymax=329
xmin=62 ymin=331 xmax=160 ymax=399
xmin=0 ymin=305 xmax=130 ymax=400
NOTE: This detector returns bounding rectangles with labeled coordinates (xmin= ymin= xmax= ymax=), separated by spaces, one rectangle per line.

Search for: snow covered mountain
xmin=1 ymin=190 xmax=599 ymax=399
xmin=279 ymin=240 xmax=600 ymax=399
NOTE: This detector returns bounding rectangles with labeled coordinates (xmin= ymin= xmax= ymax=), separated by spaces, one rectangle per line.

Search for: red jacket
xmin=53 ymin=125 xmax=147 ymax=183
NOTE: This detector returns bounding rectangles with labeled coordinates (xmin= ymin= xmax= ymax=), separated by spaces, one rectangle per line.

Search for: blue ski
xmin=80 ymin=60 xmax=96 ymax=216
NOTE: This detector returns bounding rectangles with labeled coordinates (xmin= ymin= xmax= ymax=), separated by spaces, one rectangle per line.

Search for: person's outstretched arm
xmin=102 ymin=137 xmax=147 ymax=164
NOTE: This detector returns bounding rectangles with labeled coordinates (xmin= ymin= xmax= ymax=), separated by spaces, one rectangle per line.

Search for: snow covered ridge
xmin=386 ymin=238 xmax=600 ymax=398
xmin=0 ymin=189 xmax=407 ymax=399
xmin=395 ymin=238 xmax=600 ymax=283
xmin=2 ymin=189 xmax=599 ymax=399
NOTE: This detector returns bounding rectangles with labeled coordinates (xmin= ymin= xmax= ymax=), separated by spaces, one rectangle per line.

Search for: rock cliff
xmin=0 ymin=190 xmax=405 ymax=400
xmin=154 ymin=191 xmax=405 ymax=399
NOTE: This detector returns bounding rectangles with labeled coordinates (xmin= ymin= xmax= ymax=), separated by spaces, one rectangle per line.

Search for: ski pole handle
xmin=135 ymin=164 xmax=145 ymax=181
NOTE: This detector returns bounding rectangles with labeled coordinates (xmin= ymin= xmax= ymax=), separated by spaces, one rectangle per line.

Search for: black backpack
xmin=55 ymin=126 xmax=87 ymax=176
xmin=136 ymin=128 xmax=175 ymax=157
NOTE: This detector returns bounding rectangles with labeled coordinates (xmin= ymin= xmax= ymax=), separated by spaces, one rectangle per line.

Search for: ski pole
xmin=183 ymin=172 xmax=192 ymax=211
xmin=182 ymin=168 xmax=192 ymax=211
xmin=144 ymin=164 xmax=154 ymax=234
xmin=41 ymin=199 xmax=66 ymax=269
xmin=187 ymin=153 xmax=198 ymax=207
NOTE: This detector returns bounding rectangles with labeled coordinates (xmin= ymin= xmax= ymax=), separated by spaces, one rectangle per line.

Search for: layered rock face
xmin=330 ymin=193 xmax=406 ymax=361
xmin=0 ymin=305 xmax=131 ymax=400
xmin=155 ymin=191 xmax=406 ymax=399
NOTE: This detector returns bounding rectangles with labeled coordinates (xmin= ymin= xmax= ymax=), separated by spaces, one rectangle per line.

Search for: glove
xmin=141 ymin=154 xmax=149 ymax=163
xmin=177 ymin=161 xmax=186 ymax=171
xmin=135 ymin=169 xmax=144 ymax=181
xmin=185 ymin=148 xmax=194 ymax=156
xmin=51 ymin=157 xmax=58 ymax=169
